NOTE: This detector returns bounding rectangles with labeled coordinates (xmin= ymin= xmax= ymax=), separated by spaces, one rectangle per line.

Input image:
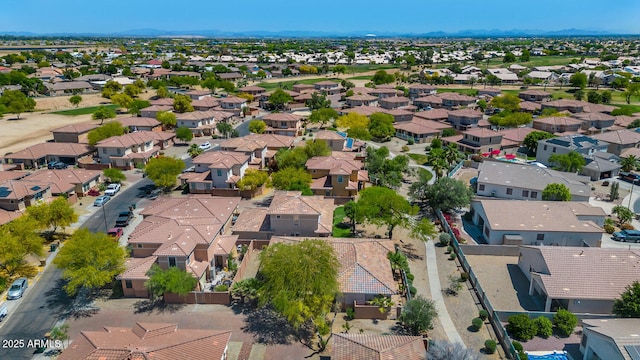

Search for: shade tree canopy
xmin=144 ymin=156 xmax=185 ymax=190
xmin=0 ymin=89 xmax=36 ymax=119
xmin=356 ymin=186 xmax=418 ymax=239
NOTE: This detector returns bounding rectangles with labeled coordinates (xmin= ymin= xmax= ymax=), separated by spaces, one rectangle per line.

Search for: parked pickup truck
xmin=115 ymin=211 xmax=134 ymax=227
xmin=104 ymin=183 xmax=121 ymax=196
xmin=613 ymin=229 xmax=640 ymax=242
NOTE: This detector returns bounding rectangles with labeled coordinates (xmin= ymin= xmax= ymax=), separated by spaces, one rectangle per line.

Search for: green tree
xmin=101 ymin=80 xmax=122 ymax=98
xmin=569 ymin=72 xmax=587 ymax=89
xmin=236 ymin=169 xmax=269 ymax=191
xmin=216 ymin=122 xmax=233 ymax=138
xmin=365 ymin=147 xmax=409 ymax=189
xmin=103 ymin=168 xmax=126 ymax=183
xmin=269 ymin=88 xmax=293 ymax=111
xmin=87 ymin=121 xmax=124 ymax=146
xmin=144 ymin=156 xmax=185 ymax=190
xmin=155 ymin=86 xmax=169 ymax=98
xmin=274 ymin=147 xmax=308 ymax=169
xmin=258 ymin=239 xmax=339 ymax=329
xmin=123 ymin=84 xmax=140 ymax=98
xmin=624 ymin=83 xmax=640 ymax=104
xmin=428 ymin=340 xmax=480 ymax=360
xmin=343 ymin=200 xmax=362 ymax=235
xmin=520 ymin=49 xmax=531 ymax=62
xmin=156 ymin=111 xmax=177 ymax=129
xmin=187 ymin=143 xmax=203 ymax=158
xmin=309 ymin=108 xmax=338 ymax=129
xmin=507 ymin=314 xmax=537 ymax=341
xmin=622 ymin=155 xmax=639 ymax=172
xmin=91 ymin=105 xmax=116 ymax=125
xmin=410 ymin=218 xmax=439 ymax=242
xmin=26 ymin=197 xmax=78 ymax=234
xmin=424 ymin=177 xmax=474 ymax=211
xmin=69 ymin=95 xmax=82 ymax=108
xmin=53 ymin=228 xmax=127 ymax=296
xmin=110 ymin=93 xmax=133 ymax=110
xmin=248 ymin=119 xmax=267 ymax=134
xmin=541 ymin=183 xmax=572 ymax=201
xmin=307 ymin=92 xmax=331 ymax=110
xmin=368 ymin=112 xmax=395 ymax=140
xmin=408 ymin=169 xmax=435 ymax=203
xmin=346 ymin=126 xmax=371 ymax=141
xmin=612 ymin=205 xmax=634 ymax=226
xmin=587 ymin=90 xmax=601 ymax=104
xmin=613 ymin=281 xmax=640 ymax=318
xmin=574 ymin=90 xmax=584 ymax=101
xmin=488 ymin=112 xmax=533 ymax=127
xmin=601 ymin=90 xmax=612 ymax=104
xmin=173 ymin=94 xmax=194 ymax=113
xmin=523 ymin=131 xmax=555 ymax=153
xmin=548 ymin=151 xmax=586 ymax=173
xmin=0 ymin=90 xmax=36 ymax=119
xmin=357 ymin=186 xmax=418 ymax=239
xmin=400 ymin=296 xmax=438 ymax=335
xmin=372 ymin=70 xmax=395 ymax=85
xmin=490 ymin=94 xmax=521 ymax=112
xmin=271 ymin=167 xmax=312 ymax=193
xmin=336 ymin=112 xmax=369 ymax=129
xmin=49 ymin=324 xmax=70 ymax=350
xmin=503 ymin=52 xmax=516 ymax=63
xmin=127 ymin=99 xmax=150 ymax=116
xmin=0 ymin=216 xmax=44 ymax=278
xmin=145 ymin=264 xmax=198 ymax=301
xmin=553 ymin=309 xmax=578 ymax=337
xmin=303 ymin=139 xmax=332 ymax=158
xmin=175 ymin=126 xmax=193 ymax=143
xmin=230 ymin=277 xmax=262 ymax=303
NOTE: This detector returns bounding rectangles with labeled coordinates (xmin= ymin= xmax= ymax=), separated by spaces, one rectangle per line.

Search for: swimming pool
xmin=526 ymin=351 xmax=568 ymax=360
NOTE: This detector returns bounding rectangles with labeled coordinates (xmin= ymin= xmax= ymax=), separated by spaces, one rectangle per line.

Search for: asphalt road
xmin=0 ymin=178 xmax=152 ymax=359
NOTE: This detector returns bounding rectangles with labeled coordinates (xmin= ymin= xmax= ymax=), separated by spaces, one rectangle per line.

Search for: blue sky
xmin=1 ymin=0 xmax=639 ymax=34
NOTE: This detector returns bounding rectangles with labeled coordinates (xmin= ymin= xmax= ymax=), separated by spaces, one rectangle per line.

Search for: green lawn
xmin=437 ymin=88 xmax=479 ymax=96
xmin=485 ymin=55 xmax=576 ymax=69
xmin=615 ymin=104 xmax=640 ymax=114
xmin=417 ymin=168 xmax=433 ymax=182
xmin=344 ymin=64 xmax=399 ymax=74
xmin=407 ymin=153 xmax=429 ymax=165
xmin=51 ymin=104 xmax=119 ymax=116
xmin=332 ymin=206 xmax=352 ymax=238
xmin=257 ymin=77 xmax=343 ymax=91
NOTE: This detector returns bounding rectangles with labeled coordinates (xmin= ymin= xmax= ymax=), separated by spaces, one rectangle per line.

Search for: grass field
xmin=437 ymin=88 xmax=479 ymax=96
xmin=51 ymin=104 xmax=119 ymax=116
xmin=407 ymin=153 xmax=429 ymax=165
xmin=257 ymin=77 xmax=343 ymax=91
xmin=485 ymin=55 xmax=576 ymax=69
xmin=345 ymin=64 xmax=398 ymax=74
xmin=332 ymin=206 xmax=352 ymax=238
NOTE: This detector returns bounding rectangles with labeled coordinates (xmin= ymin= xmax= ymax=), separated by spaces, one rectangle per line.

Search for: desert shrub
xmin=554 ymin=309 xmax=578 ymax=337
xmin=479 ymin=309 xmax=489 ymax=320
xmin=472 ymin=317 xmax=483 ymax=331
xmin=406 ymin=273 xmax=415 ymax=281
xmin=533 ymin=316 xmax=553 ymax=338
xmin=401 ymin=145 xmax=410 ymax=152
xmin=409 ymin=286 xmax=417 ymax=297
xmin=507 ymin=314 xmax=536 ymax=341
xmin=449 ymin=253 xmax=457 ymax=260
xmin=446 ymin=245 xmax=453 ymax=254
xmin=214 ymin=284 xmax=229 ymax=292
xmin=519 ymin=351 xmax=529 ymax=360
xmin=621 ymin=223 xmax=635 ymax=230
xmin=438 ymin=233 xmax=452 ymax=246
xmin=407 ymin=138 xmax=415 ymax=145
xmin=346 ymin=307 xmax=355 ymax=320
xmin=604 ymin=224 xmax=615 ymax=234
xmin=460 ymin=272 xmax=469 ymax=282
xmin=484 ymin=339 xmax=497 ymax=354
xmin=512 ymin=340 xmax=523 ymax=352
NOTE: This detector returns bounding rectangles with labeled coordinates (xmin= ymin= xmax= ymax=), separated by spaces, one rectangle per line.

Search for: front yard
xmin=332 ymin=206 xmax=352 ymax=238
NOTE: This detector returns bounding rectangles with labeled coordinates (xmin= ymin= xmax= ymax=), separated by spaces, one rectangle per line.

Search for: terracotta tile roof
xmin=231 ymin=208 xmax=270 ymax=233
xmin=519 ymin=101 xmax=542 ymax=111
xmin=191 ymin=97 xmax=220 ymax=108
xmin=114 ymin=116 xmax=161 ymax=128
xmin=3 ymin=143 xmax=92 ymax=160
xmin=533 ymin=116 xmax=583 ymax=126
xmin=383 ymin=109 xmax=414 ymax=116
xmin=117 ymin=256 xmax=158 ymax=280
xmin=267 ymin=191 xmax=334 ymax=235
xmin=448 ymin=109 xmax=482 ymax=118
xmin=263 ymin=112 xmax=303 ymax=122
xmin=238 ymin=85 xmax=266 ymax=92
xmin=140 ymin=195 xmax=239 ymax=226
xmin=380 ymin=96 xmax=410 ymax=104
xmin=394 ymin=119 xmax=449 ymax=135
xmin=210 ymin=235 xmax=238 ymax=256
xmin=0 ymin=208 xmax=21 ymax=226
xmin=438 ymin=92 xmax=476 ymax=102
xmin=346 ymin=94 xmax=378 ymax=101
xmin=96 ymin=132 xmax=157 ymax=149
xmin=192 ymin=151 xmax=249 ymax=169
xmin=0 ymin=171 xmax=29 ymax=182
xmin=413 ymin=95 xmax=442 ymax=105
xmin=219 ymin=96 xmax=247 ymax=104
xmin=463 ymin=127 xmax=503 ymax=137
xmin=524 ymin=246 xmax=640 ymax=300
xmin=187 ymin=260 xmax=209 ymax=279
xmin=573 ymin=112 xmax=616 ymax=122
xmin=621 ymin=147 xmax=640 ymax=158
xmin=408 ymin=84 xmax=437 ymax=91
xmin=186 ymin=90 xmax=211 ymax=96
xmin=582 ymin=103 xmax=616 ymax=113
xmin=592 ymin=129 xmax=640 ymax=145
xmin=306 ymin=152 xmax=363 ymax=174
xmin=142 ymin=105 xmax=173 ymax=112
xmin=175 ymin=110 xmax=215 ymax=121
xmin=476 ymin=199 xmax=604 ymax=233
xmin=316 ymin=130 xmax=346 ymax=140
xmin=0 ymin=180 xmax=50 ymax=200
xmin=209 ymin=110 xmax=234 ymax=121
xmin=149 ymin=98 xmax=174 ymax=106
xmin=520 ymin=90 xmax=552 ymax=97
xmin=51 ymin=122 xmax=99 ymax=134
xmin=333 ymin=334 xmax=427 ymax=360
xmin=343 ymin=106 xmax=382 ymax=116
xmin=492 ymin=127 xmax=535 ymax=143
xmin=153 ymin=233 xmax=198 ymax=256
xmin=310 ymin=176 xmax=333 ymax=190
xmin=58 ymin=323 xmax=231 ymax=360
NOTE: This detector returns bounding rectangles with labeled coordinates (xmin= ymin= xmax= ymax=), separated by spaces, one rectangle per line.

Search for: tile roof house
xmin=183 ymin=151 xmax=250 ymax=191
xmin=314 ymin=80 xmax=341 ymax=95
xmin=477 ymin=161 xmax=591 ymax=201
xmin=591 ymin=129 xmax=640 ymax=155
xmin=519 ymin=89 xmax=552 ymax=102
xmin=345 ymin=93 xmax=379 ymax=107
xmin=191 ymin=97 xmax=220 ymax=111
xmin=262 ymin=112 xmax=303 ymax=137
xmin=442 ymin=128 xmax=505 ymax=154
xmin=407 ymin=84 xmax=437 ymax=100
xmin=581 ymin=318 xmax=640 ymax=360
xmin=379 ymin=96 xmax=410 ymax=110
xmin=271 ymin=237 xmax=397 ymax=308
xmin=176 ymin=110 xmax=217 ymax=137
xmin=95 ymin=131 xmax=169 ymax=170
xmin=470 ymin=199 xmax=605 ymax=246
xmin=572 ymin=112 xmax=616 ymax=133
xmin=57 ymin=322 xmax=231 ymax=360
xmin=447 ymin=109 xmax=483 ymax=130
xmin=518 ymin=246 xmax=640 ymax=312
xmin=536 ymin=135 xmax=620 ymax=179
xmin=438 ymin=92 xmax=477 ymax=109
xmin=238 ymin=85 xmax=267 ymax=96
xmin=3 ymin=143 xmax=93 ymax=169
xmin=413 ymin=109 xmax=450 ymax=122
xmin=0 ymin=180 xmax=52 ymax=211
xmin=394 ymin=118 xmax=451 ymax=144
xmin=219 ymin=96 xmax=247 ymax=115
xmin=114 ymin=116 xmax=162 ymax=132
xmin=315 ymin=130 xmax=346 ymax=151
xmin=121 ymin=196 xmax=240 ymax=296
xmin=51 ymin=123 xmax=99 ymax=143
xmin=185 ymin=89 xmax=212 ymax=100
xmin=22 ymin=168 xmax=102 ymax=199
xmin=140 ymin=104 xmax=172 ymax=119
xmin=233 ymin=191 xmax=334 ymax=238
xmin=306 ymin=152 xmax=368 ymax=199
xmin=219 ymin=133 xmax=294 ymax=162
xmin=533 ymin=116 xmax=584 ymax=134
xmin=332 ymin=334 xmax=427 ymax=360
xmin=46 ymin=81 xmax=94 ymax=95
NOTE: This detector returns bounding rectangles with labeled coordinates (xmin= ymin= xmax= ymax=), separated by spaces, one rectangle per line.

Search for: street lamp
xmin=629 ymin=180 xmax=636 ymax=212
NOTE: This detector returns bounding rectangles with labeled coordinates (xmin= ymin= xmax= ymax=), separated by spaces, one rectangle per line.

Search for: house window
xmin=325 ymin=190 xmax=331 ymax=196
xmin=543 ymin=145 xmax=547 ymax=151
xmin=136 ymin=244 xmax=143 ymax=249
xmin=337 ymin=175 xmax=343 ymax=183
xmin=522 ymin=190 xmax=529 ymax=197
xmin=168 ymin=257 xmax=177 ymax=267
xmin=102 ymin=148 xmax=107 ymax=154
xmin=531 ymin=191 xmax=538 ymax=198
xmin=125 ymin=280 xmax=132 ymax=289
xmin=506 ymin=188 xmax=513 ymax=195
xmin=484 ymin=226 xmax=490 ymax=237
xmin=536 ymin=234 xmax=545 ymax=241
xmin=276 ymin=215 xmax=281 ymax=219
xmin=552 ymin=147 xmax=556 ymax=153
xmin=217 ymin=169 xmax=223 ymax=176
xmin=478 ymin=184 xmax=485 ymax=191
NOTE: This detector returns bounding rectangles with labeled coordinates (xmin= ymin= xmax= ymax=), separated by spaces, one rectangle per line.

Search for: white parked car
xmin=199 ymin=142 xmax=212 ymax=150
xmin=104 ymin=183 xmax=121 ymax=196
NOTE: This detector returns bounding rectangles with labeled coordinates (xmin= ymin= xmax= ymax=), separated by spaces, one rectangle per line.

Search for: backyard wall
xmin=459 ymin=244 xmax=520 ymax=256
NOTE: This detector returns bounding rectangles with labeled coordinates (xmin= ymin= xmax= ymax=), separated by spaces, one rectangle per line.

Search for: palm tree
xmin=431 ymin=158 xmax=448 ymax=180
xmin=444 ymin=144 xmax=461 ymax=168
xmin=621 ymin=155 xmax=639 ymax=172
xmin=549 ymin=151 xmax=586 ymax=173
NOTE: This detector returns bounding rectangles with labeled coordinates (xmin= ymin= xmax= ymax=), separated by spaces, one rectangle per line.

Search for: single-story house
xmin=3 ymin=143 xmax=93 ymax=169
xmin=580 ymin=319 xmax=640 ymax=360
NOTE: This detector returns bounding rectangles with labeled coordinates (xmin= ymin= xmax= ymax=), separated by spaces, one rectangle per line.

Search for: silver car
xmin=7 ymin=278 xmax=27 ymax=300
xmin=93 ymin=195 xmax=111 ymax=206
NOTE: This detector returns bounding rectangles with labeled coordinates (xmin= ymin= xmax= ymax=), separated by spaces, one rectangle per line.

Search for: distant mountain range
xmin=0 ymin=28 xmax=632 ymax=38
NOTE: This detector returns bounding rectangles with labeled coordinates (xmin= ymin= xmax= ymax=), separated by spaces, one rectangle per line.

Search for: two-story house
xmin=0 ymin=180 xmax=51 ymax=211
xmin=518 ymin=90 xmax=552 ymax=102
xmin=232 ymin=191 xmax=334 ymax=239
xmin=532 ymin=116 xmax=583 ymax=134
xmin=116 ymin=116 xmax=162 ymax=132
xmin=447 ymin=109 xmax=483 ymax=130
xmin=191 ymin=97 xmax=220 ymax=111
xmin=442 ymin=128 xmax=503 ymax=154
xmin=219 ymin=96 xmax=247 ymax=116
xmin=95 ymin=132 xmax=159 ymax=169
xmin=313 ymin=81 xmax=341 ymax=95
xmin=238 ymin=85 xmax=267 ymax=96
xmin=51 ymin=123 xmax=99 ymax=143
xmin=438 ymin=92 xmax=477 ymax=109
xmin=219 ymin=138 xmax=267 ymax=168
xmin=176 ymin=110 xmax=216 ymax=137
xmin=262 ymin=113 xmax=303 ymax=137
xmin=572 ymin=112 xmax=616 ymax=133
xmin=345 ymin=94 xmax=378 ymax=108
xmin=315 ymin=130 xmax=346 ymax=151
xmin=379 ymin=96 xmax=411 ymax=110
xmin=394 ymin=118 xmax=452 ymax=143
xmin=476 ymin=161 xmax=591 ymax=201
xmin=408 ymin=84 xmax=437 ymax=100
xmin=185 ymin=89 xmax=212 ymax=100
xmin=218 ymin=133 xmax=293 ymax=164
xmin=591 ymin=129 xmax=640 ymax=155
xmin=182 ymin=151 xmax=250 ymax=192
xmin=120 ymin=196 xmax=240 ymax=297
xmin=306 ymin=152 xmax=368 ymax=199
xmin=22 ymin=168 xmax=102 ymax=201
xmin=536 ymin=135 xmax=609 ymax=166
xmin=368 ymin=88 xmax=402 ymax=99
xmin=140 ymin=104 xmax=172 ymax=119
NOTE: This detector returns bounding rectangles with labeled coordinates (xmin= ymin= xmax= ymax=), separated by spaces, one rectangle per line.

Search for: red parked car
xmin=107 ymin=228 xmax=123 ymax=240
xmin=87 ymin=189 xmax=100 ymax=196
